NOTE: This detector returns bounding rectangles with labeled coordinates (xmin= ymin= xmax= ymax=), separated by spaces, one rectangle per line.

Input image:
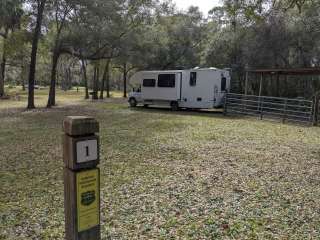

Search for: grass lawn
xmin=1 ymin=88 xmax=320 ymax=239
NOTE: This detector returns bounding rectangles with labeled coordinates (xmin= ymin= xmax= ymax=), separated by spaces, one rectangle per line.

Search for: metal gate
xmin=224 ymin=93 xmax=318 ymax=125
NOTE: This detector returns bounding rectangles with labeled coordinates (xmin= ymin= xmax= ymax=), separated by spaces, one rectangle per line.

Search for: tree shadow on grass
xmin=130 ymin=106 xmax=314 ymax=127
xmin=131 ymin=106 xmax=228 ymax=118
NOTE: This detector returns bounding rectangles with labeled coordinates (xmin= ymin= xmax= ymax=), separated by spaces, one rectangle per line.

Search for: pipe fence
xmin=224 ymin=93 xmax=319 ymax=125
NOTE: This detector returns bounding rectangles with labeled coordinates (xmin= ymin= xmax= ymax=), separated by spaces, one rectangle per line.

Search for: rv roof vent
xmin=209 ymin=67 xmax=218 ymax=70
xmin=193 ymin=66 xmax=200 ymax=69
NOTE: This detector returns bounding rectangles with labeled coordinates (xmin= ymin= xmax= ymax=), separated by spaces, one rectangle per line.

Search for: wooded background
xmin=0 ymin=0 xmax=319 ymax=108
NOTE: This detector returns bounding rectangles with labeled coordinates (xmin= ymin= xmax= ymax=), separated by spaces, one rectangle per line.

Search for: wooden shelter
xmin=244 ymin=67 xmax=320 ymax=97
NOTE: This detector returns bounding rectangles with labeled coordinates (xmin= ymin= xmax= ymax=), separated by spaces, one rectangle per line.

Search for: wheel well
xmin=170 ymin=101 xmax=178 ymax=106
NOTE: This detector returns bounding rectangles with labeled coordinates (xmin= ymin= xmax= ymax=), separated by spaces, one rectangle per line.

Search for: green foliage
xmin=203 ymin=0 xmax=320 ymax=97
xmin=1 ymin=0 xmax=319 ymax=101
xmin=0 ymin=0 xmax=23 ymax=32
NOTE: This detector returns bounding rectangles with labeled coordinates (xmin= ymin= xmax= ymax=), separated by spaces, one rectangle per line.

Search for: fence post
xmin=244 ymin=71 xmax=248 ymax=95
xmin=258 ymin=73 xmax=263 ymax=97
xmin=313 ymin=95 xmax=319 ymax=126
xmin=282 ymin=98 xmax=288 ymax=124
xmin=260 ymin=97 xmax=264 ymax=120
xmin=223 ymin=93 xmax=228 ymax=115
xmin=63 ymin=116 xmax=101 ymax=240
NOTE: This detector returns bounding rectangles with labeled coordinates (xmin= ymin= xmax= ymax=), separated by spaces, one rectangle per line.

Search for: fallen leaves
xmin=1 ymin=93 xmax=320 ymax=239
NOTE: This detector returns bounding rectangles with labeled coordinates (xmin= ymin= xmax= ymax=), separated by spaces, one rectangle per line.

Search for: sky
xmin=172 ymin=0 xmax=222 ymax=15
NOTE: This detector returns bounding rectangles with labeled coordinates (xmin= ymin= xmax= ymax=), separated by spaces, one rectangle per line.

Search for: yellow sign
xmin=76 ymin=169 xmax=99 ymax=232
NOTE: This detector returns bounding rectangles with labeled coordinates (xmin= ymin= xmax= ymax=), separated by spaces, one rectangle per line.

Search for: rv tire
xmin=129 ymin=98 xmax=137 ymax=107
xmin=171 ymin=101 xmax=179 ymax=111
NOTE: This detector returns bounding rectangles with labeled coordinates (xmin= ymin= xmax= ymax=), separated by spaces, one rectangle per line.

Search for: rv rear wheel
xmin=129 ymin=98 xmax=137 ymax=107
xmin=171 ymin=101 xmax=179 ymax=111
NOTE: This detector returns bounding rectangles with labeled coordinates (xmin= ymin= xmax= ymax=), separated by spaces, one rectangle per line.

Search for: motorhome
xmin=128 ymin=68 xmax=231 ymax=110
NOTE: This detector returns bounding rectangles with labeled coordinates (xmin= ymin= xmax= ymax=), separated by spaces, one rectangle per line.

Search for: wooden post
xmin=243 ymin=71 xmax=249 ymax=112
xmin=258 ymin=73 xmax=263 ymax=116
xmin=63 ymin=116 xmax=101 ymax=240
xmin=258 ymin=73 xmax=263 ymax=97
xmin=223 ymin=93 xmax=228 ymax=115
xmin=244 ymin=71 xmax=248 ymax=95
xmin=260 ymin=97 xmax=264 ymax=120
xmin=282 ymin=99 xmax=288 ymax=124
xmin=313 ymin=95 xmax=319 ymax=126
xmin=276 ymin=73 xmax=280 ymax=97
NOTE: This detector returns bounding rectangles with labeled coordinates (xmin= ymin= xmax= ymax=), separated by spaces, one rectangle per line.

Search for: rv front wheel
xmin=129 ymin=98 xmax=137 ymax=107
xmin=171 ymin=101 xmax=179 ymax=111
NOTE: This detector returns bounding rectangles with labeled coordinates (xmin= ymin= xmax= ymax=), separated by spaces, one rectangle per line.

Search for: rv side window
xmin=143 ymin=79 xmax=156 ymax=87
xmin=158 ymin=74 xmax=175 ymax=88
xmin=190 ymin=72 xmax=197 ymax=86
xmin=221 ymin=77 xmax=227 ymax=91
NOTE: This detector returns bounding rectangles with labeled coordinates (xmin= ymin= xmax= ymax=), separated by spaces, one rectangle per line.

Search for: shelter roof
xmin=247 ymin=68 xmax=320 ymax=75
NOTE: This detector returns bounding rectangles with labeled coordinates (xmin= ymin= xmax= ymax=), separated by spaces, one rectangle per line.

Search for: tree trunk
xmin=99 ymin=68 xmax=105 ymax=100
xmin=123 ymin=62 xmax=127 ymax=98
xmin=27 ymin=0 xmax=46 ymax=109
xmin=66 ymin=67 xmax=71 ymax=90
xmin=95 ymin=66 xmax=100 ymax=98
xmin=21 ymin=64 xmax=25 ymax=91
xmin=47 ymin=51 xmax=59 ymax=107
xmin=81 ymin=57 xmax=89 ymax=99
xmin=0 ymin=28 xmax=7 ymax=97
xmin=100 ymin=60 xmax=110 ymax=99
xmin=92 ymin=64 xmax=99 ymax=100
xmin=92 ymin=67 xmax=96 ymax=99
xmin=106 ymin=61 xmax=111 ymax=98
xmin=0 ymin=54 xmax=6 ymax=97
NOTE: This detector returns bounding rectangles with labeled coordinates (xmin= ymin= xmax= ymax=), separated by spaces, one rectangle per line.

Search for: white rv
xmin=128 ymin=68 xmax=231 ymax=110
